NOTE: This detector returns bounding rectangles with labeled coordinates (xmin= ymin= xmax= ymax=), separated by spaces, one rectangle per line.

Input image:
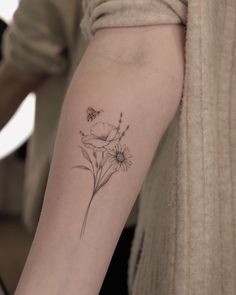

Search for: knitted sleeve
xmin=2 ymin=0 xmax=68 ymax=74
xmin=80 ymin=0 xmax=187 ymax=41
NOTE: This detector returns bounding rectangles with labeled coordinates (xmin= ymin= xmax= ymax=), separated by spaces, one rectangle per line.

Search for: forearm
xmin=0 ymin=59 xmax=44 ymax=129
xmin=14 ymin=24 xmax=185 ymax=295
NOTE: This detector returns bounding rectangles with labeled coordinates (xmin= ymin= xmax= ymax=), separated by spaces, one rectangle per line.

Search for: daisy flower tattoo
xmin=106 ymin=144 xmax=132 ymax=172
xmin=73 ymin=109 xmax=133 ymax=238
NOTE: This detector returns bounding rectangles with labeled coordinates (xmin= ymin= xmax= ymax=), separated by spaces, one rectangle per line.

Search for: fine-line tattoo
xmin=86 ymin=106 xmax=104 ymax=121
xmin=73 ymin=108 xmax=133 ymax=238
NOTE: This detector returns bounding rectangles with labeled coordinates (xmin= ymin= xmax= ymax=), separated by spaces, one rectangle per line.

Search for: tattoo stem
xmin=96 ymin=167 xmax=103 ymax=188
xmin=80 ymin=191 xmax=96 ymax=238
xmin=94 ymin=151 xmax=105 ymax=188
xmin=100 ymin=164 xmax=113 ymax=182
xmin=94 ymin=169 xmax=117 ymax=195
xmin=95 ymin=167 xmax=100 ymax=188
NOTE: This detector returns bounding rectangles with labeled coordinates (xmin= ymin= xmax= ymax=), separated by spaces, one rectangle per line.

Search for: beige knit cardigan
xmin=81 ymin=0 xmax=236 ymax=294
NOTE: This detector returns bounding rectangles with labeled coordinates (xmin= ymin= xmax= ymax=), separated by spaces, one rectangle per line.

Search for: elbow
xmin=89 ymin=24 xmax=185 ymax=76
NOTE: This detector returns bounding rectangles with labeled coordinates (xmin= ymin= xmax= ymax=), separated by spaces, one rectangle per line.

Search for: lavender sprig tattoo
xmin=73 ymin=109 xmax=133 ymax=238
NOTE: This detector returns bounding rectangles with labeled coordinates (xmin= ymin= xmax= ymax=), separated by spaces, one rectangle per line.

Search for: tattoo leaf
xmin=99 ymin=155 xmax=107 ymax=168
xmin=96 ymin=170 xmax=117 ymax=193
xmin=72 ymin=165 xmax=91 ymax=171
xmin=92 ymin=151 xmax=99 ymax=168
xmin=92 ymin=150 xmax=97 ymax=159
xmin=79 ymin=145 xmax=92 ymax=163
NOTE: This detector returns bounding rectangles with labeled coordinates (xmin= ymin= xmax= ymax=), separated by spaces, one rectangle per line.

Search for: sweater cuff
xmin=80 ymin=0 xmax=187 ymax=41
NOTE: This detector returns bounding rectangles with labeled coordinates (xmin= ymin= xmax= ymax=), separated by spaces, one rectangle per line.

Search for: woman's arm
xmin=0 ymin=60 xmax=44 ymax=130
xmin=14 ymin=24 xmax=185 ymax=295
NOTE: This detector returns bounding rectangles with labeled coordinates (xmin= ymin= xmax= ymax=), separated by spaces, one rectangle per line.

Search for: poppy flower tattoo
xmin=73 ymin=110 xmax=133 ymax=238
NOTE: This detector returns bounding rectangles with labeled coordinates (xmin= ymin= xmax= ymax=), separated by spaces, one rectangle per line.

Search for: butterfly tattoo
xmin=87 ymin=107 xmax=104 ymax=122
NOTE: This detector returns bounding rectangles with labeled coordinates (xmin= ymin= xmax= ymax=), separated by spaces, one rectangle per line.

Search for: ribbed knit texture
xmin=81 ymin=0 xmax=236 ymax=293
xmin=81 ymin=0 xmax=187 ymax=41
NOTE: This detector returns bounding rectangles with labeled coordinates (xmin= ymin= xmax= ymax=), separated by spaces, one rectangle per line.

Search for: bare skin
xmin=14 ymin=24 xmax=185 ymax=295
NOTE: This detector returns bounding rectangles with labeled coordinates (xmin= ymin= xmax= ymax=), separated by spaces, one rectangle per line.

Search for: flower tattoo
xmin=81 ymin=122 xmax=120 ymax=150
xmin=106 ymin=144 xmax=132 ymax=172
xmin=73 ymin=110 xmax=133 ymax=238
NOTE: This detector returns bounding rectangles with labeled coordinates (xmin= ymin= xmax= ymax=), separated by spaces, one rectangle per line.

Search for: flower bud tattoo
xmin=73 ymin=109 xmax=133 ymax=238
